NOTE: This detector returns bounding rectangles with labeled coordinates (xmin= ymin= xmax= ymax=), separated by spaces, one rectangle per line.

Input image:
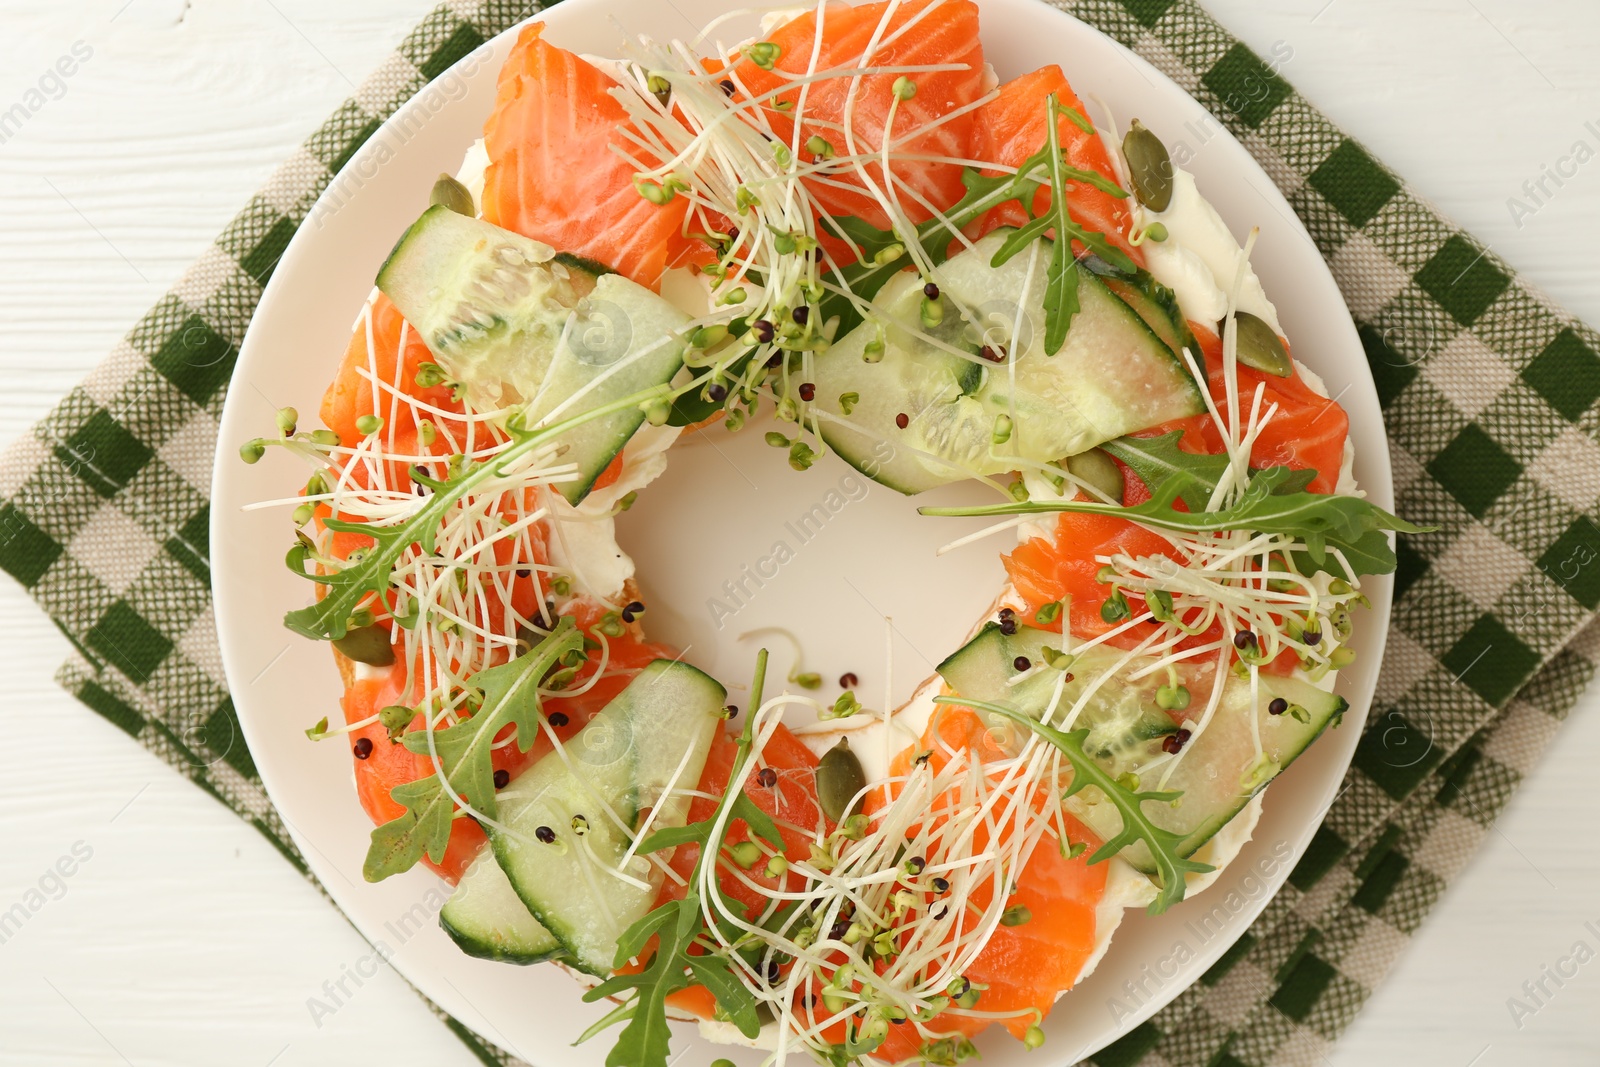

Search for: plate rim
xmin=211 ymin=1 xmax=1394 ymax=1062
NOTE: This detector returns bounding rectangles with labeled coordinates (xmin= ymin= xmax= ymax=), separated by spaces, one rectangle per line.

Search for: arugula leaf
xmin=922 ymin=458 xmax=1431 ymax=577
xmin=361 ymin=619 xmax=582 ymax=881
xmin=987 ymin=95 xmax=1137 ymax=354
xmin=639 ymin=785 xmax=785 ymax=860
xmin=1104 ymin=433 xmax=1318 ymax=509
xmin=731 ymin=792 xmax=785 ymax=852
xmin=361 ymin=775 xmax=452 ymax=880
xmin=1102 ymin=432 xmax=1230 ymax=511
xmin=684 ymin=953 xmax=762 ymax=1037
xmin=822 ymin=214 xmax=908 ymax=261
xmin=936 ymin=696 xmax=1213 ymax=914
xmin=583 ymin=897 xmax=695 ymax=1067
xmin=284 ymin=384 xmax=679 ymax=642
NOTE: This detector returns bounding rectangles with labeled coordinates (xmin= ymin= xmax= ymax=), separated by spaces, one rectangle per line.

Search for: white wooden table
xmin=2 ymin=2 xmax=1598 ymax=1063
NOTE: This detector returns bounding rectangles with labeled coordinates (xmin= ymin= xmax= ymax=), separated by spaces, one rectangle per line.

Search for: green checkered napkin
xmin=1 ymin=0 xmax=1597 ymax=1063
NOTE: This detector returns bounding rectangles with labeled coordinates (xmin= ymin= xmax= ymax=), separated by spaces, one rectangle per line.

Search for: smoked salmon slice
xmin=481 ymin=24 xmax=707 ymax=288
xmin=969 ymin=64 xmax=1143 ymax=264
xmin=729 ymin=0 xmax=987 ymax=258
xmin=872 ymin=705 xmax=1106 ymax=1059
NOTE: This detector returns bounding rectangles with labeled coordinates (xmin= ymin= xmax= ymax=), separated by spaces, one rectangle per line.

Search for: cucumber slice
xmin=810 ymin=271 xmax=985 ymax=493
xmin=937 ymin=623 xmax=1178 ymax=772
xmin=1102 ymin=271 xmax=1198 ymax=369
xmin=812 ymin=230 xmax=1204 ymax=494
xmin=937 ymin=622 xmax=1346 ymax=872
xmin=440 ymin=847 xmax=565 ymax=964
xmin=376 ymin=205 xmax=691 ymax=504
xmin=487 ymin=659 xmax=724 ymax=976
xmin=1108 ymin=669 xmax=1345 ymax=870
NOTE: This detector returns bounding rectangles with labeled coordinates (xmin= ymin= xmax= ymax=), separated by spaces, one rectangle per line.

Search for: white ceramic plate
xmin=212 ymin=1 xmax=1393 ymax=1062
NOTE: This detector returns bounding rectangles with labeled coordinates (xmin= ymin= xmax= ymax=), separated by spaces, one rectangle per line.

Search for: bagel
xmin=246 ymin=4 xmax=1397 ymax=1064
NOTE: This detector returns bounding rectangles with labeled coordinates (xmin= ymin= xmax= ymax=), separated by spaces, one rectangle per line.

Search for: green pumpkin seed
xmin=333 ymin=624 xmax=395 ymax=667
xmin=1122 ymin=120 xmax=1173 ymax=212
xmin=430 ymin=173 xmax=475 ymax=217
xmin=817 ymin=738 xmax=867 ymax=823
xmin=1067 ymin=449 xmax=1123 ymax=502
xmin=1230 ymin=312 xmax=1292 ymax=377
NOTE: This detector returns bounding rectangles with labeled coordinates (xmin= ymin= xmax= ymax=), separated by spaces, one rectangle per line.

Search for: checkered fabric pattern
xmin=0 ymin=0 xmax=1596 ymax=1064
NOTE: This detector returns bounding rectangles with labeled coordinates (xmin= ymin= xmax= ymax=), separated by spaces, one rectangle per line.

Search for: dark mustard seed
xmin=719 ymin=79 xmax=735 ymax=95
xmin=493 ymin=768 xmax=510 ymax=789
xmin=839 ymin=672 xmax=859 ymax=688
xmin=754 ymin=319 xmax=776 ymax=343
xmin=766 ymin=959 xmax=782 ymax=983
xmin=1234 ymin=631 xmax=1257 ymax=649
xmin=1268 ymin=697 xmax=1288 ymax=716
xmin=792 ymin=305 xmax=809 ymax=325
xmin=923 ymin=281 xmax=940 ymax=299
xmin=353 ymin=737 xmax=373 ymax=760
xmin=829 ymin=920 xmax=850 ymax=941
xmin=905 ymin=856 xmax=925 ymax=874
xmin=1013 ymin=656 xmax=1031 ymax=671
xmin=724 ymin=704 xmax=739 ymax=718
xmin=535 ymin=826 xmax=556 ymax=844
xmin=931 ymin=877 xmax=950 ymax=893
xmin=516 ymin=568 xmax=531 ymax=579
xmin=895 ymin=412 xmax=910 ymax=429
xmin=998 ymin=607 xmax=1014 ymax=619
xmin=1162 ymin=728 xmax=1192 ymax=755
xmin=707 ymin=383 xmax=728 ymax=402
xmin=758 ymin=767 xmax=779 ymax=788
xmin=998 ymin=618 xmax=1017 ymax=636
xmin=1304 ymin=629 xmax=1323 ymax=646
xmin=979 ymin=344 xmax=1006 ymax=363
xmin=798 ymin=382 xmax=816 ymax=402
xmin=548 ymin=711 xmax=570 ymax=728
